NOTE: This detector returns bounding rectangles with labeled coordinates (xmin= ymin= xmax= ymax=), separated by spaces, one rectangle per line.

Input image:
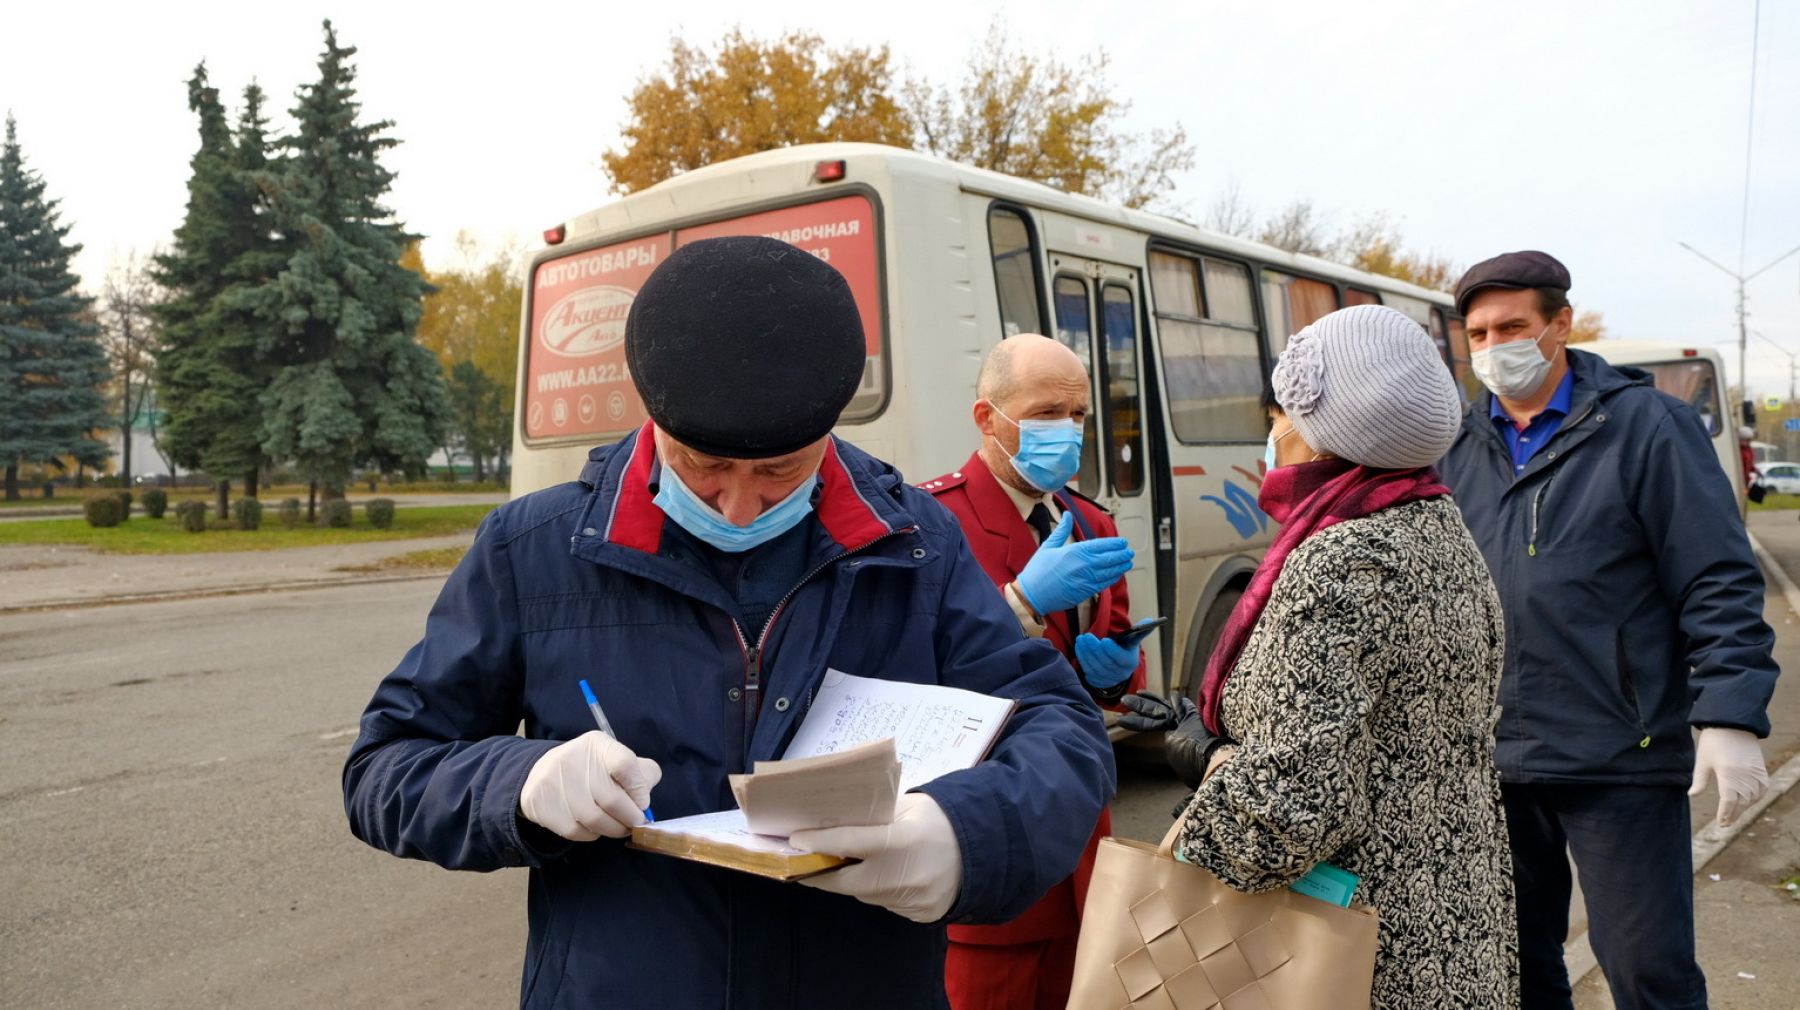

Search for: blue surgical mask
xmin=1263 ymin=425 xmax=1298 ymax=471
xmin=653 ymin=463 xmax=817 ymax=553
xmin=993 ymin=405 xmax=1083 ymax=493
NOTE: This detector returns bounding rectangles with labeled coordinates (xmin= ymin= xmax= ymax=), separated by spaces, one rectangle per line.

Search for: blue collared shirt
xmin=1490 ymin=370 xmax=1575 ymax=474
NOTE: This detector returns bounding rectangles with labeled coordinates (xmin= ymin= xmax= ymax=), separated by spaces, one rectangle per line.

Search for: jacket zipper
xmin=732 ymin=525 xmax=920 ymax=733
xmin=1522 ymin=400 xmax=1595 ymax=556
xmin=1527 ymin=475 xmax=1554 ymax=557
xmin=1614 ymin=630 xmax=1653 ymax=749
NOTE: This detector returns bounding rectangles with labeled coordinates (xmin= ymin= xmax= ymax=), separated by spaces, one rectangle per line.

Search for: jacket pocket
xmin=1614 ymin=630 xmax=1652 ymax=749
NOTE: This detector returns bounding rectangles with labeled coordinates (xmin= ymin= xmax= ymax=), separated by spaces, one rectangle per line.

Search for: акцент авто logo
xmin=540 ymin=286 xmax=633 ymax=358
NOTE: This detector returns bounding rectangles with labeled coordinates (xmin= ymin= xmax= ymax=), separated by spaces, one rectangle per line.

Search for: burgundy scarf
xmin=1197 ymin=459 xmax=1451 ymax=735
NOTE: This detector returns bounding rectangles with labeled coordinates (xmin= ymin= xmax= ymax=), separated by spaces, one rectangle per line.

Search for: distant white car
xmin=1756 ymin=461 xmax=1800 ymax=495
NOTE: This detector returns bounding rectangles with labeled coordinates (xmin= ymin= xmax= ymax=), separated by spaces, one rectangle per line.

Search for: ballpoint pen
xmin=578 ymin=679 xmax=654 ymax=823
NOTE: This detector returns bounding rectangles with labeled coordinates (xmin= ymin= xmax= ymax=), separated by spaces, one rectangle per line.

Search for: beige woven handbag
xmin=1065 ymin=818 xmax=1379 ymax=1010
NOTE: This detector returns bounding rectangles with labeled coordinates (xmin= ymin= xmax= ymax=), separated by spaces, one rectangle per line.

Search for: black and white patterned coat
xmin=1176 ymin=497 xmax=1519 ymax=1009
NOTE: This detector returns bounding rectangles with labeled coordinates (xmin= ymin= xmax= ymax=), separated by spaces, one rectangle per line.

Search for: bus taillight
xmin=813 ymin=160 xmax=847 ymax=183
xmin=544 ymin=224 xmax=567 ymax=245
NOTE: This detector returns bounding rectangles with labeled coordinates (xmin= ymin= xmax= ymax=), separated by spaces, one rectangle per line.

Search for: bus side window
xmin=1052 ymin=276 xmax=1103 ymax=497
xmin=1445 ymin=313 xmax=1480 ymax=402
xmin=1152 ymin=252 xmax=1264 ymax=443
xmin=989 ymin=207 xmax=1044 ymax=338
xmin=1100 ymin=284 xmax=1143 ymax=496
xmin=1260 ymin=270 xmax=1339 ymax=358
xmin=1346 ymin=288 xmax=1380 ymax=306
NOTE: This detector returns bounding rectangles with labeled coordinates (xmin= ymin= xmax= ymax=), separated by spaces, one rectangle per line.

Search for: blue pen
xmin=578 ymin=679 xmax=654 ymax=823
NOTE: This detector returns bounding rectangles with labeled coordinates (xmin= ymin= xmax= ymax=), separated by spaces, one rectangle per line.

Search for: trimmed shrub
xmin=279 ymin=498 xmax=303 ymax=529
xmin=82 ymin=496 xmax=124 ymax=528
xmin=320 ymin=499 xmax=353 ymax=528
xmin=233 ymin=497 xmax=263 ymax=531
xmin=141 ymin=488 xmax=168 ymax=519
xmin=113 ymin=490 xmax=132 ymax=520
xmin=365 ymin=498 xmax=396 ymax=530
xmin=176 ymin=500 xmax=208 ymax=533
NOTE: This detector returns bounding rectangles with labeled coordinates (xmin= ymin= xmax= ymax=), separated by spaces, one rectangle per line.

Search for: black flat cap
xmin=625 ymin=236 xmax=865 ymax=459
xmin=1454 ymin=250 xmax=1571 ymax=315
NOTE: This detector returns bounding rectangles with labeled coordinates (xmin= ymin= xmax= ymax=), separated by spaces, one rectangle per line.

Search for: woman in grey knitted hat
xmin=1138 ymin=305 xmax=1519 ymax=1007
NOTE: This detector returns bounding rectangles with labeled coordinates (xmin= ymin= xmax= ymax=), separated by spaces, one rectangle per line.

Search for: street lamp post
xmin=1678 ymin=240 xmax=1800 ymax=421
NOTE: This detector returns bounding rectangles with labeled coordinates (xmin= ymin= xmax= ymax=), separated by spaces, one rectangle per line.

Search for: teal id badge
xmin=1289 ymin=862 xmax=1359 ymax=907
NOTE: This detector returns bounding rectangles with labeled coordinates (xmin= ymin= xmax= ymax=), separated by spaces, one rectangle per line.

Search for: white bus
xmin=510 ymin=143 xmax=1464 ymax=704
xmin=1584 ymin=341 xmax=1746 ymax=497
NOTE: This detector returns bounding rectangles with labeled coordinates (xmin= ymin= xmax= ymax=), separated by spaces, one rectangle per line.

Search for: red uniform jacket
xmin=922 ymin=451 xmax=1143 ymax=946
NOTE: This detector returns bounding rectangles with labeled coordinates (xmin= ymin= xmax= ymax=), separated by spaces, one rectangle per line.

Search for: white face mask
xmin=1472 ymin=322 xmax=1555 ymax=400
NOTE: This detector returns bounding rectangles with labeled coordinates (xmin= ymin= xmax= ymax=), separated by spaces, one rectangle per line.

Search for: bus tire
xmin=1181 ymin=585 xmax=1243 ymax=706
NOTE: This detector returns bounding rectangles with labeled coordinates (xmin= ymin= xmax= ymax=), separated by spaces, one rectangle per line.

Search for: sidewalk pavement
xmin=0 ymin=531 xmax=475 ymax=612
xmin=1570 ymin=509 xmax=1800 ymax=1008
xmin=0 ymin=491 xmax=507 ymax=522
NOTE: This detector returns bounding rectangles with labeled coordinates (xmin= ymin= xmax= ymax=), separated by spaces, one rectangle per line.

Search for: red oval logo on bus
xmin=539 ymin=286 xmax=634 ymax=358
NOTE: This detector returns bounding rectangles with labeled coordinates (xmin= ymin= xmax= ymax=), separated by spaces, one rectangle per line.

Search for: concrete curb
xmin=1561 ymin=532 xmax=1800 ymax=986
xmin=0 ymin=570 xmax=451 ymax=615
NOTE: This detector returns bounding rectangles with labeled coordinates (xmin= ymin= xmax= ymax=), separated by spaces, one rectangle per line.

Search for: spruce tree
xmin=245 ymin=22 xmax=446 ymax=493
xmin=0 ymin=115 xmax=111 ymax=500
xmin=152 ymin=67 xmax=273 ymax=515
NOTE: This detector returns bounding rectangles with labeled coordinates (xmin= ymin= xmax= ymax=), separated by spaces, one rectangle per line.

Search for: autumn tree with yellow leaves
xmin=601 ymin=30 xmax=913 ymax=195
xmin=406 ymin=237 xmax=523 ymax=482
xmin=903 ymin=24 xmax=1194 ymax=209
xmin=601 ymin=24 xmax=1194 ymax=210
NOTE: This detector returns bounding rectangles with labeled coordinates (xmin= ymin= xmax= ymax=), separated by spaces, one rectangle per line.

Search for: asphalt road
xmin=0 ymin=580 xmax=1191 ymax=1009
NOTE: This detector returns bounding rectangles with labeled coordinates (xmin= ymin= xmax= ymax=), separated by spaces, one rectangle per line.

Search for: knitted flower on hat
xmin=1272 ymin=326 xmax=1327 ymax=417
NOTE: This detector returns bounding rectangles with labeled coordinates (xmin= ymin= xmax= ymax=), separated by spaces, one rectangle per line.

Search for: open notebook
xmin=630 ymin=669 xmax=1015 ymax=881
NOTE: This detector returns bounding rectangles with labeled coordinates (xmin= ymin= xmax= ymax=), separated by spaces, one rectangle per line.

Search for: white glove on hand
xmin=519 ymin=731 xmax=662 ymax=841
xmin=1689 ymin=727 xmax=1769 ymax=828
xmin=789 ymin=793 xmax=963 ymax=923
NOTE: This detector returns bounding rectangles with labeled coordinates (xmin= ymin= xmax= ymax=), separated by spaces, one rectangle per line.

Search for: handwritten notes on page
xmin=630 ymin=669 xmax=1015 ymax=882
xmin=783 ymin=669 xmax=1015 ymax=792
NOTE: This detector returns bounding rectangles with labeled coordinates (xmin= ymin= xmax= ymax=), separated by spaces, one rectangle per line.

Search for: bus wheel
xmin=1182 ymin=586 xmax=1243 ymax=707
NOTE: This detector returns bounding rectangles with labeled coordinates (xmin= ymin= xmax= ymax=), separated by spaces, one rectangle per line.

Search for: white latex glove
xmin=1688 ymin=727 xmax=1769 ymax=828
xmin=789 ymin=793 xmax=963 ymax=923
xmin=519 ymin=731 xmax=662 ymax=841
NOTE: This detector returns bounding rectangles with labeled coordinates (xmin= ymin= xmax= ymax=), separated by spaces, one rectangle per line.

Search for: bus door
xmin=1048 ymin=256 xmax=1164 ymax=680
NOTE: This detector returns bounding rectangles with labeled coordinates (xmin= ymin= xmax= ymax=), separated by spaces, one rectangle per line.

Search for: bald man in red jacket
xmin=920 ymin=334 xmax=1146 ymax=1010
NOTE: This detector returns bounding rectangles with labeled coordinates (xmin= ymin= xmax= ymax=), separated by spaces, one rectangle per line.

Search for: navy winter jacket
xmin=342 ymin=426 xmax=1115 ymax=1009
xmin=1441 ymin=348 xmax=1778 ymax=785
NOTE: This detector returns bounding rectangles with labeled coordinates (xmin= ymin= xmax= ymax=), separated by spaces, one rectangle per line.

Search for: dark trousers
xmin=1502 ymin=783 xmax=1708 ymax=1010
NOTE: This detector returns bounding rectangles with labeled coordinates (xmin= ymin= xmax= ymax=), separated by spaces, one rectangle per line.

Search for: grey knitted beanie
xmin=1271 ymin=305 xmax=1461 ymax=470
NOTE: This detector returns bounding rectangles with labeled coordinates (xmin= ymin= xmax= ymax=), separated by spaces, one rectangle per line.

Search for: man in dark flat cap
xmin=342 ymin=236 xmax=1115 ymax=1010
xmin=1440 ymin=251 xmax=1777 ymax=1010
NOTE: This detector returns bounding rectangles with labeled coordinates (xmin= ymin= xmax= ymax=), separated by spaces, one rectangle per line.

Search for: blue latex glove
xmin=1014 ymin=513 xmax=1134 ymax=616
xmin=1075 ymin=632 xmax=1140 ymax=689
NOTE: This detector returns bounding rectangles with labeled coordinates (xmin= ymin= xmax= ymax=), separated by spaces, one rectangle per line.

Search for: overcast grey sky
xmin=6 ymin=0 xmax=1797 ymax=394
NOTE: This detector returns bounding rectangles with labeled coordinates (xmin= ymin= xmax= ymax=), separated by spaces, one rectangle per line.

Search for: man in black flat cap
xmin=343 ymin=235 xmax=1116 ymax=1009
xmin=1439 ymin=251 xmax=1778 ymax=1010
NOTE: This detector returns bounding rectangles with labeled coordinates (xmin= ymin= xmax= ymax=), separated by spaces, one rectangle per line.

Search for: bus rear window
xmin=1636 ymin=360 xmax=1722 ymax=435
xmin=522 ymin=194 xmax=885 ymax=443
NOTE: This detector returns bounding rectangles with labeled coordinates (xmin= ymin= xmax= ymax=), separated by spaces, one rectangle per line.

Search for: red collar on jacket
xmin=601 ymin=421 xmax=896 ymax=554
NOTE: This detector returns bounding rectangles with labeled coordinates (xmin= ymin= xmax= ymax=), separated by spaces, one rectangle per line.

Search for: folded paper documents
xmin=631 ymin=669 xmax=1014 ymax=880
xmin=729 ymin=738 xmax=902 ymax=836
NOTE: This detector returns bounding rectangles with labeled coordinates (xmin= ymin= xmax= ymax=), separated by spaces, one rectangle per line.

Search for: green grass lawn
xmin=0 ymin=504 xmax=496 ymax=555
xmin=1750 ymin=493 xmax=1800 ymax=512
xmin=2 ymin=482 xmax=506 ymax=508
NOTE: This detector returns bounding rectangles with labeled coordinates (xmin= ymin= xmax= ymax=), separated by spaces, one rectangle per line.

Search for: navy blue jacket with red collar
xmin=342 ymin=424 xmax=1115 ymax=1009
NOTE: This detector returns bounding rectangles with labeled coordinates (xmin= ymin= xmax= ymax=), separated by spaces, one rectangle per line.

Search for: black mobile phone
xmin=1108 ymin=616 xmax=1168 ymax=648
